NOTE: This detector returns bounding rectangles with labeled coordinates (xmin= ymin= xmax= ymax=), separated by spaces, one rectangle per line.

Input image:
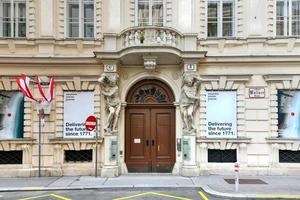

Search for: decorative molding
xmin=95 ymin=0 xmax=102 ymax=39
xmin=236 ymin=0 xmax=244 ymax=37
xmin=28 ymin=0 xmax=36 ymax=38
xmin=57 ymin=0 xmax=65 ymax=39
xmin=267 ymin=0 xmax=275 ymax=37
xmin=143 ymin=56 xmax=157 ymax=73
xmin=199 ymin=0 xmax=206 ymax=39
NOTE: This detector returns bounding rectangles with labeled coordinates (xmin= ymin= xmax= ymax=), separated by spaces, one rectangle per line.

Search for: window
xmin=276 ymin=0 xmax=300 ymax=36
xmin=64 ymin=150 xmax=93 ymax=162
xmin=207 ymin=0 xmax=235 ymax=38
xmin=208 ymin=149 xmax=237 ymax=162
xmin=0 ymin=0 xmax=26 ymax=37
xmin=279 ymin=150 xmax=300 ymax=163
xmin=0 ymin=151 xmax=22 ymax=164
xmin=136 ymin=0 xmax=164 ymax=26
xmin=66 ymin=0 xmax=94 ymax=38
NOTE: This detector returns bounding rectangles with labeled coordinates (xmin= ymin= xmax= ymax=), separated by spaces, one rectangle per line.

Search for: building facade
xmin=0 ymin=0 xmax=300 ymax=177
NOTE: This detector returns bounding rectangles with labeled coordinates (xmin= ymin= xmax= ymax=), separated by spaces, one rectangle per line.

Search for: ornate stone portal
xmin=179 ymin=72 xmax=201 ymax=134
xmin=98 ymin=72 xmax=121 ymax=134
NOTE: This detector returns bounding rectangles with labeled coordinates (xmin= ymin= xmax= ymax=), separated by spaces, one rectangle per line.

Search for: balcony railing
xmin=120 ymin=26 xmax=183 ymax=49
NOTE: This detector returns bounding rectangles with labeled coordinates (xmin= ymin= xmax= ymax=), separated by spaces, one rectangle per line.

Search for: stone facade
xmin=0 ymin=0 xmax=299 ymax=177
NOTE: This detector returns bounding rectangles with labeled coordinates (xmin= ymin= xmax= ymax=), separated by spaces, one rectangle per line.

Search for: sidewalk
xmin=0 ymin=174 xmax=299 ymax=199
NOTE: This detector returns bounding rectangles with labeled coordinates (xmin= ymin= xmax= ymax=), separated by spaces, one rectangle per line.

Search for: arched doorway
xmin=125 ymin=79 xmax=176 ymax=173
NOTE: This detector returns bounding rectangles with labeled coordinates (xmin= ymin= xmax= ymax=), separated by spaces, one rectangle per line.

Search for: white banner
xmin=64 ymin=92 xmax=94 ymax=138
xmin=206 ymin=91 xmax=237 ymax=138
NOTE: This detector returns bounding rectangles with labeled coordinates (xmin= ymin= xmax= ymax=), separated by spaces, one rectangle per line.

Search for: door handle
xmin=146 ymin=140 xmax=149 ymax=146
xmin=152 ymin=140 xmax=155 ymax=146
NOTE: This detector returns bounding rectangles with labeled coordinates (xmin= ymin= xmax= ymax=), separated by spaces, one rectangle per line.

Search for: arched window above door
xmin=126 ymin=79 xmax=174 ymax=104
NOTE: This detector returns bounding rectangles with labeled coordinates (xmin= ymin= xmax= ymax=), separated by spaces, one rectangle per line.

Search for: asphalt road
xmin=0 ymin=188 xmax=228 ymax=200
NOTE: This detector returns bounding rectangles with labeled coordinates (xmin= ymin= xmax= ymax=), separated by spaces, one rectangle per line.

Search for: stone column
xmin=99 ymin=61 xmax=121 ymax=177
xmin=180 ymin=61 xmax=201 ymax=176
xmin=118 ymin=102 xmax=128 ymax=174
xmin=172 ymin=102 xmax=182 ymax=175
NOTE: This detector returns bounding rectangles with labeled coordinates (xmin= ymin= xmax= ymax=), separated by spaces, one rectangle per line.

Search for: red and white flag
xmin=36 ymin=76 xmax=55 ymax=102
xmin=16 ymin=74 xmax=38 ymax=102
xmin=16 ymin=74 xmax=55 ymax=103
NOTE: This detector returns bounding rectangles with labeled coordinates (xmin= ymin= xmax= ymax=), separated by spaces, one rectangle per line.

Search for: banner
xmin=64 ymin=92 xmax=94 ymax=138
xmin=206 ymin=91 xmax=237 ymax=138
xmin=0 ymin=92 xmax=24 ymax=139
xmin=278 ymin=90 xmax=300 ymax=138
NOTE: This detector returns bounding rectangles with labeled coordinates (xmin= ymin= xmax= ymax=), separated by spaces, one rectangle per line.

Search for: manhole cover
xmin=224 ymin=179 xmax=267 ymax=184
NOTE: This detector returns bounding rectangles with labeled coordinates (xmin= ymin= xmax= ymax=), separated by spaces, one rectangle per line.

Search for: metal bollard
xmin=234 ymin=162 xmax=240 ymax=192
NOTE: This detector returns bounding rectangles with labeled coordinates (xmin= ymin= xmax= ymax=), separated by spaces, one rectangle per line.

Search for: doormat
xmin=224 ymin=179 xmax=267 ymax=184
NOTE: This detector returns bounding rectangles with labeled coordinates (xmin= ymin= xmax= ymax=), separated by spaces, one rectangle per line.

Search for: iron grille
xmin=0 ymin=151 xmax=22 ymax=164
xmin=64 ymin=150 xmax=93 ymax=162
xmin=279 ymin=150 xmax=300 ymax=163
xmin=208 ymin=149 xmax=237 ymax=163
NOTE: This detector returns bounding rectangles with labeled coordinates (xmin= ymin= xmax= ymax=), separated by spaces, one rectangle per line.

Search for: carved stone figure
xmin=99 ymin=73 xmax=121 ymax=134
xmin=179 ymin=73 xmax=201 ymax=133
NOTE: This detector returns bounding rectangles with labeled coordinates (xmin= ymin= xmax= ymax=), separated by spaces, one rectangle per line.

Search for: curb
xmin=1 ymin=185 xmax=300 ymax=199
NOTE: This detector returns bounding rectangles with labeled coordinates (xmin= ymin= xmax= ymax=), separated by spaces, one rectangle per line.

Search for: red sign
xmin=85 ymin=116 xmax=97 ymax=131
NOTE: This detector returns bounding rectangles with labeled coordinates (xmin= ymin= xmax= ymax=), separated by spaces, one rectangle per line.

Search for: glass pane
xmin=223 ymin=22 xmax=232 ymax=36
xmin=223 ymin=2 xmax=233 ymax=36
xmin=292 ymin=0 xmax=300 ymax=35
xmin=138 ymin=2 xmax=149 ymax=26
xmin=208 ymin=3 xmax=218 ymax=19
xmin=84 ymin=4 xmax=94 ymax=20
xmin=277 ymin=1 xmax=285 ymax=18
xmin=208 ymin=3 xmax=218 ymax=37
xmin=3 ymin=3 xmax=11 ymax=18
xmin=3 ymin=22 xmax=11 ymax=37
xmin=152 ymin=2 xmax=163 ymax=26
xmin=277 ymin=21 xmax=285 ymax=35
xmin=18 ymin=23 xmax=26 ymax=37
xmin=69 ymin=23 xmax=79 ymax=37
xmin=68 ymin=3 xmax=79 ymax=37
xmin=18 ymin=3 xmax=26 ymax=18
xmin=69 ymin=3 xmax=79 ymax=19
xmin=208 ymin=23 xmax=217 ymax=37
xmin=223 ymin=2 xmax=233 ymax=22
xmin=3 ymin=3 xmax=11 ymax=37
xmin=84 ymin=23 xmax=94 ymax=37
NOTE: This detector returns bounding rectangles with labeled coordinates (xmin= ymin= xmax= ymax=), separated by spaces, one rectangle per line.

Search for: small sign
xmin=134 ymin=138 xmax=141 ymax=144
xmin=85 ymin=116 xmax=97 ymax=131
xmin=249 ymin=87 xmax=265 ymax=98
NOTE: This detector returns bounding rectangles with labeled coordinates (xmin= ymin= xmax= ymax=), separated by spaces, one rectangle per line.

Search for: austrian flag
xmin=16 ymin=74 xmax=55 ymax=103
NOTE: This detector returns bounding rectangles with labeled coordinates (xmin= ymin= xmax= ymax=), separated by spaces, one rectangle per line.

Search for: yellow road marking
xmin=198 ymin=192 xmax=209 ymax=200
xmin=256 ymin=194 xmax=300 ymax=199
xmin=19 ymin=193 xmax=71 ymax=200
xmin=113 ymin=192 xmax=191 ymax=200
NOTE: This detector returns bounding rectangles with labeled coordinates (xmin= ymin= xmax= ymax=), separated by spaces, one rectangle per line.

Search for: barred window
xmin=279 ymin=150 xmax=300 ymax=163
xmin=64 ymin=150 xmax=93 ymax=162
xmin=0 ymin=151 xmax=22 ymax=164
xmin=66 ymin=0 xmax=94 ymax=38
xmin=0 ymin=0 xmax=26 ymax=37
xmin=208 ymin=149 xmax=237 ymax=162
xmin=207 ymin=0 xmax=235 ymax=38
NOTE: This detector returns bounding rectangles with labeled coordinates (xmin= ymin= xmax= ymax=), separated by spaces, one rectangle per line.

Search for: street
xmin=0 ymin=188 xmax=228 ymax=200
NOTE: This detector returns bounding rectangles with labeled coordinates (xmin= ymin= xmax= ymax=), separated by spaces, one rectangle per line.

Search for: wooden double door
xmin=125 ymin=107 xmax=175 ymax=172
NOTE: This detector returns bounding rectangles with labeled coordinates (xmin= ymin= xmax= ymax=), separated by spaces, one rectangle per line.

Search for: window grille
xmin=279 ymin=150 xmax=300 ymax=163
xmin=208 ymin=149 xmax=237 ymax=162
xmin=64 ymin=150 xmax=93 ymax=162
xmin=0 ymin=151 xmax=22 ymax=164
